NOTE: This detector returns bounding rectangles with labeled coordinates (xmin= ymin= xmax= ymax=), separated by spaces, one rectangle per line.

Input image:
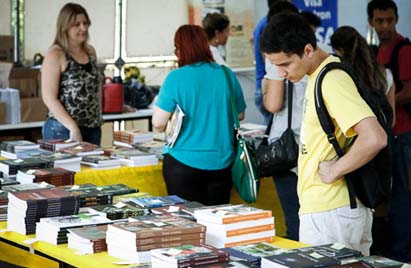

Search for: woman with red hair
xmin=152 ymin=25 xmax=246 ymax=205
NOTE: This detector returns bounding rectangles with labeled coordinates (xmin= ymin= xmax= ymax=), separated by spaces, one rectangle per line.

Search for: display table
xmin=0 ymin=221 xmax=305 ymax=268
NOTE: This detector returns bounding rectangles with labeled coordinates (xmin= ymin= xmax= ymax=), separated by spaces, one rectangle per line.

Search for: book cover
xmin=82 ymin=155 xmax=121 ymax=165
xmin=61 ymin=142 xmax=104 ymax=156
xmin=165 ymin=104 xmax=185 ymax=148
xmin=262 ymin=251 xmax=340 ymax=268
xmin=67 ymin=224 xmax=107 ymax=243
xmin=355 ymin=256 xmax=406 ymax=268
xmin=37 ymin=139 xmax=80 ymax=151
xmin=130 ymin=195 xmax=186 ymax=208
xmin=87 ymin=203 xmax=149 ymax=220
xmin=297 ymin=243 xmax=363 ymax=261
xmin=0 ymin=140 xmax=39 ymax=152
xmin=193 ymin=204 xmax=272 ymax=224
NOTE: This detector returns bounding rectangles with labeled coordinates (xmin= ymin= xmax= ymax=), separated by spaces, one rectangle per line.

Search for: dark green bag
xmin=222 ymin=66 xmax=259 ymax=203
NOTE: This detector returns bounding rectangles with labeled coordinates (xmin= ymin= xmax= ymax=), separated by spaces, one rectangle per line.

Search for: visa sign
xmin=292 ymin=0 xmax=337 ymax=46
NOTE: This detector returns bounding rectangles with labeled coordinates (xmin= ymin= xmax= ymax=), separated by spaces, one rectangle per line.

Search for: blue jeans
xmin=273 ymin=171 xmax=300 ymax=241
xmin=254 ymin=89 xmax=271 ymax=125
xmin=390 ymin=131 xmax=411 ymax=262
xmin=42 ymin=118 xmax=102 ymax=145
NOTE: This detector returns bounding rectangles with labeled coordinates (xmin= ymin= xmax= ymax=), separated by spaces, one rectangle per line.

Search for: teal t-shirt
xmin=156 ymin=62 xmax=246 ymax=170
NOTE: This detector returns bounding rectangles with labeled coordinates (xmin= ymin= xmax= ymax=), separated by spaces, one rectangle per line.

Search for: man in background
xmin=368 ymin=0 xmax=411 ymax=262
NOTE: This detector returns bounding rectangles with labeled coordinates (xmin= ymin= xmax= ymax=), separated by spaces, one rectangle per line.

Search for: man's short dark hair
xmin=260 ymin=12 xmax=317 ymax=56
xmin=267 ymin=1 xmax=299 ymax=22
xmin=367 ymin=0 xmax=398 ymax=19
xmin=301 ymin=11 xmax=321 ymax=28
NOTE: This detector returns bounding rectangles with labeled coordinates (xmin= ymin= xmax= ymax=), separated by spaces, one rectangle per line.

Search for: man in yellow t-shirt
xmin=259 ymin=13 xmax=387 ymax=255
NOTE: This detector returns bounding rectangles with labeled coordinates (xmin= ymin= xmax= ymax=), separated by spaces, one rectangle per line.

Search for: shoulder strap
xmin=384 ymin=38 xmax=411 ymax=92
xmin=222 ymin=66 xmax=240 ymax=130
xmin=314 ymin=61 xmax=358 ymax=208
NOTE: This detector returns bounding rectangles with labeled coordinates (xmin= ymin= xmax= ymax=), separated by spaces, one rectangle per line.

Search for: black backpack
xmin=314 ymin=62 xmax=393 ymax=209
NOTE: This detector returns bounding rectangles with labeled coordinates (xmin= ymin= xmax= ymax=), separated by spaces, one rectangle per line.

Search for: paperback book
xmin=165 ymin=104 xmax=185 ymax=148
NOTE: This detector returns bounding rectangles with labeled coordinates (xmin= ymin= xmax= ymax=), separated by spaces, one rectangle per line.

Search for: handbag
xmin=222 ymin=66 xmax=259 ymax=203
xmin=255 ymin=80 xmax=299 ymax=177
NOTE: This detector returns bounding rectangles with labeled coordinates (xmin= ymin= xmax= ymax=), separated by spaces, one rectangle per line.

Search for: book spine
xmin=136 ymin=238 xmax=205 ymax=251
xmin=221 ymin=211 xmax=272 ymax=224
xmin=223 ymin=235 xmax=274 ymax=248
xmin=225 ymin=224 xmax=275 ymax=237
xmin=136 ymin=232 xmax=205 ymax=245
xmin=136 ymin=226 xmax=206 ymax=239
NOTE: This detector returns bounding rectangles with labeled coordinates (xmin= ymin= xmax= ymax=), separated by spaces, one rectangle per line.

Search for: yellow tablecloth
xmin=0 ymin=222 xmax=303 ymax=268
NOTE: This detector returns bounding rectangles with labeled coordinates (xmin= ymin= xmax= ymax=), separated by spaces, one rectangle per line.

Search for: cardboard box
xmin=0 ymin=102 xmax=5 ymax=124
xmin=20 ymin=97 xmax=48 ymax=122
xmin=9 ymin=67 xmax=41 ymax=98
xmin=0 ymin=35 xmax=14 ymax=63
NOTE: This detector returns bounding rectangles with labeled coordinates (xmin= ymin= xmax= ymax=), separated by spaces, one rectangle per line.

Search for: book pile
xmin=194 ymin=204 xmax=275 ymax=248
xmin=0 ymin=158 xmax=52 ymax=178
xmin=61 ymin=142 xmax=104 ymax=157
xmin=62 ymin=183 xmax=138 ymax=207
xmin=150 ymin=201 xmax=206 ymax=222
xmin=81 ymin=155 xmax=121 ymax=169
xmin=0 ymin=177 xmax=20 ymax=188
xmin=112 ymin=149 xmax=158 ymax=167
xmin=38 ymin=152 xmax=82 ymax=172
xmin=106 ymin=215 xmax=207 ymax=263
xmin=0 ymin=140 xmax=40 ymax=159
xmin=125 ymin=195 xmax=186 ymax=209
xmin=0 ymin=190 xmax=8 ymax=221
xmin=85 ymin=203 xmax=149 ymax=220
xmin=7 ymin=187 xmax=80 ymax=235
xmin=134 ymin=140 xmax=166 ymax=160
xmin=37 ymin=139 xmax=80 ymax=152
xmin=36 ymin=212 xmax=113 ymax=245
xmin=113 ymin=129 xmax=154 ymax=148
xmin=260 ymin=243 xmax=363 ymax=268
xmin=67 ymin=225 xmax=108 ymax=254
xmin=150 ymin=244 xmax=229 ymax=268
xmin=16 ymin=167 xmax=75 ymax=186
xmin=1 ymin=147 xmax=52 ymax=160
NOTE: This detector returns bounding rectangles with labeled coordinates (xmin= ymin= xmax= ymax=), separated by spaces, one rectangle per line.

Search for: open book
xmin=165 ymin=104 xmax=185 ymax=148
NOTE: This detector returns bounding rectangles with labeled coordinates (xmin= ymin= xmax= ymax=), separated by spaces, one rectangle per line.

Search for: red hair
xmin=174 ymin=25 xmax=214 ymax=67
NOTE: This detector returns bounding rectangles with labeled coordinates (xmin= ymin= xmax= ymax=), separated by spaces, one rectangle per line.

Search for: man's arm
xmin=318 ymin=116 xmax=387 ymax=184
xmin=395 ymin=80 xmax=411 ymax=105
xmin=262 ymin=78 xmax=285 ymax=113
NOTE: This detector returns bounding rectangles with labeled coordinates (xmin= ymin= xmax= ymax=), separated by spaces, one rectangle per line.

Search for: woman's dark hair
xmin=174 ymin=25 xmax=214 ymax=67
xmin=202 ymin=13 xmax=230 ymax=41
xmin=331 ymin=26 xmax=387 ymax=91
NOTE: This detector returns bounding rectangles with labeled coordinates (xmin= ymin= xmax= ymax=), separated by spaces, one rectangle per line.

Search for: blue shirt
xmin=156 ymin=62 xmax=246 ymax=170
xmin=253 ymin=16 xmax=267 ymax=90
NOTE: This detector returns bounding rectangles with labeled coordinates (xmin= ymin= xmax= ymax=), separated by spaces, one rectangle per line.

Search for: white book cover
xmin=165 ymin=104 xmax=185 ymax=148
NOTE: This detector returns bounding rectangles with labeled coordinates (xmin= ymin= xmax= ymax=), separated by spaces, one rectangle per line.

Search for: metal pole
xmin=13 ymin=0 xmax=21 ymax=66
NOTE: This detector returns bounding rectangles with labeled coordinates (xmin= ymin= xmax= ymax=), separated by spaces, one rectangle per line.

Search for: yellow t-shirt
xmin=298 ymin=55 xmax=375 ymax=214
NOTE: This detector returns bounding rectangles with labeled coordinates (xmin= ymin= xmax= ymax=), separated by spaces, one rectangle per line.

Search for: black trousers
xmin=162 ymin=154 xmax=232 ymax=206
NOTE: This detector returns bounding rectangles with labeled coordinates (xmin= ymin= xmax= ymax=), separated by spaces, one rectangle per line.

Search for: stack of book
xmin=0 ymin=190 xmax=9 ymax=221
xmin=61 ymin=142 xmax=104 ymax=157
xmin=1 ymin=148 xmax=52 ymax=160
xmin=112 ymin=149 xmax=158 ymax=167
xmin=37 ymin=139 xmax=80 ymax=152
xmin=0 ymin=158 xmax=52 ymax=178
xmin=113 ymin=129 xmax=154 ymax=148
xmin=0 ymin=140 xmax=40 ymax=159
xmin=194 ymin=204 xmax=275 ymax=248
xmin=62 ymin=183 xmax=138 ymax=207
xmin=38 ymin=152 xmax=82 ymax=172
xmin=67 ymin=225 xmax=108 ymax=254
xmin=81 ymin=155 xmax=121 ymax=169
xmin=150 ymin=244 xmax=229 ymax=268
xmin=7 ymin=188 xmax=80 ymax=234
xmin=35 ymin=212 xmax=113 ymax=245
xmin=134 ymin=140 xmax=166 ymax=160
xmin=16 ymin=167 xmax=75 ymax=186
xmin=0 ymin=177 xmax=20 ymax=188
xmin=125 ymin=195 xmax=186 ymax=209
xmin=106 ymin=215 xmax=207 ymax=263
xmin=85 ymin=203 xmax=149 ymax=220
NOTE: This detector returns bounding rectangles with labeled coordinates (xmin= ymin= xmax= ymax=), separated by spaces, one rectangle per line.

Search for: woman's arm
xmin=152 ymin=106 xmax=172 ymax=132
xmin=41 ymin=46 xmax=82 ymax=141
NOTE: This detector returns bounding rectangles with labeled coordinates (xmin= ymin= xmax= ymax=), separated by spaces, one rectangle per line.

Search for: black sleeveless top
xmin=49 ymin=54 xmax=103 ymax=128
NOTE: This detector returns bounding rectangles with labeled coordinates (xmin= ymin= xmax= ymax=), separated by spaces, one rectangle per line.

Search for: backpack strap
xmin=314 ymin=61 xmax=358 ymax=209
xmin=384 ymin=37 xmax=411 ymax=93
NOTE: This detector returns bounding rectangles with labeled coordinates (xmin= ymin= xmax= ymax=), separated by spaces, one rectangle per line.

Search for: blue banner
xmin=292 ymin=0 xmax=337 ymax=46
